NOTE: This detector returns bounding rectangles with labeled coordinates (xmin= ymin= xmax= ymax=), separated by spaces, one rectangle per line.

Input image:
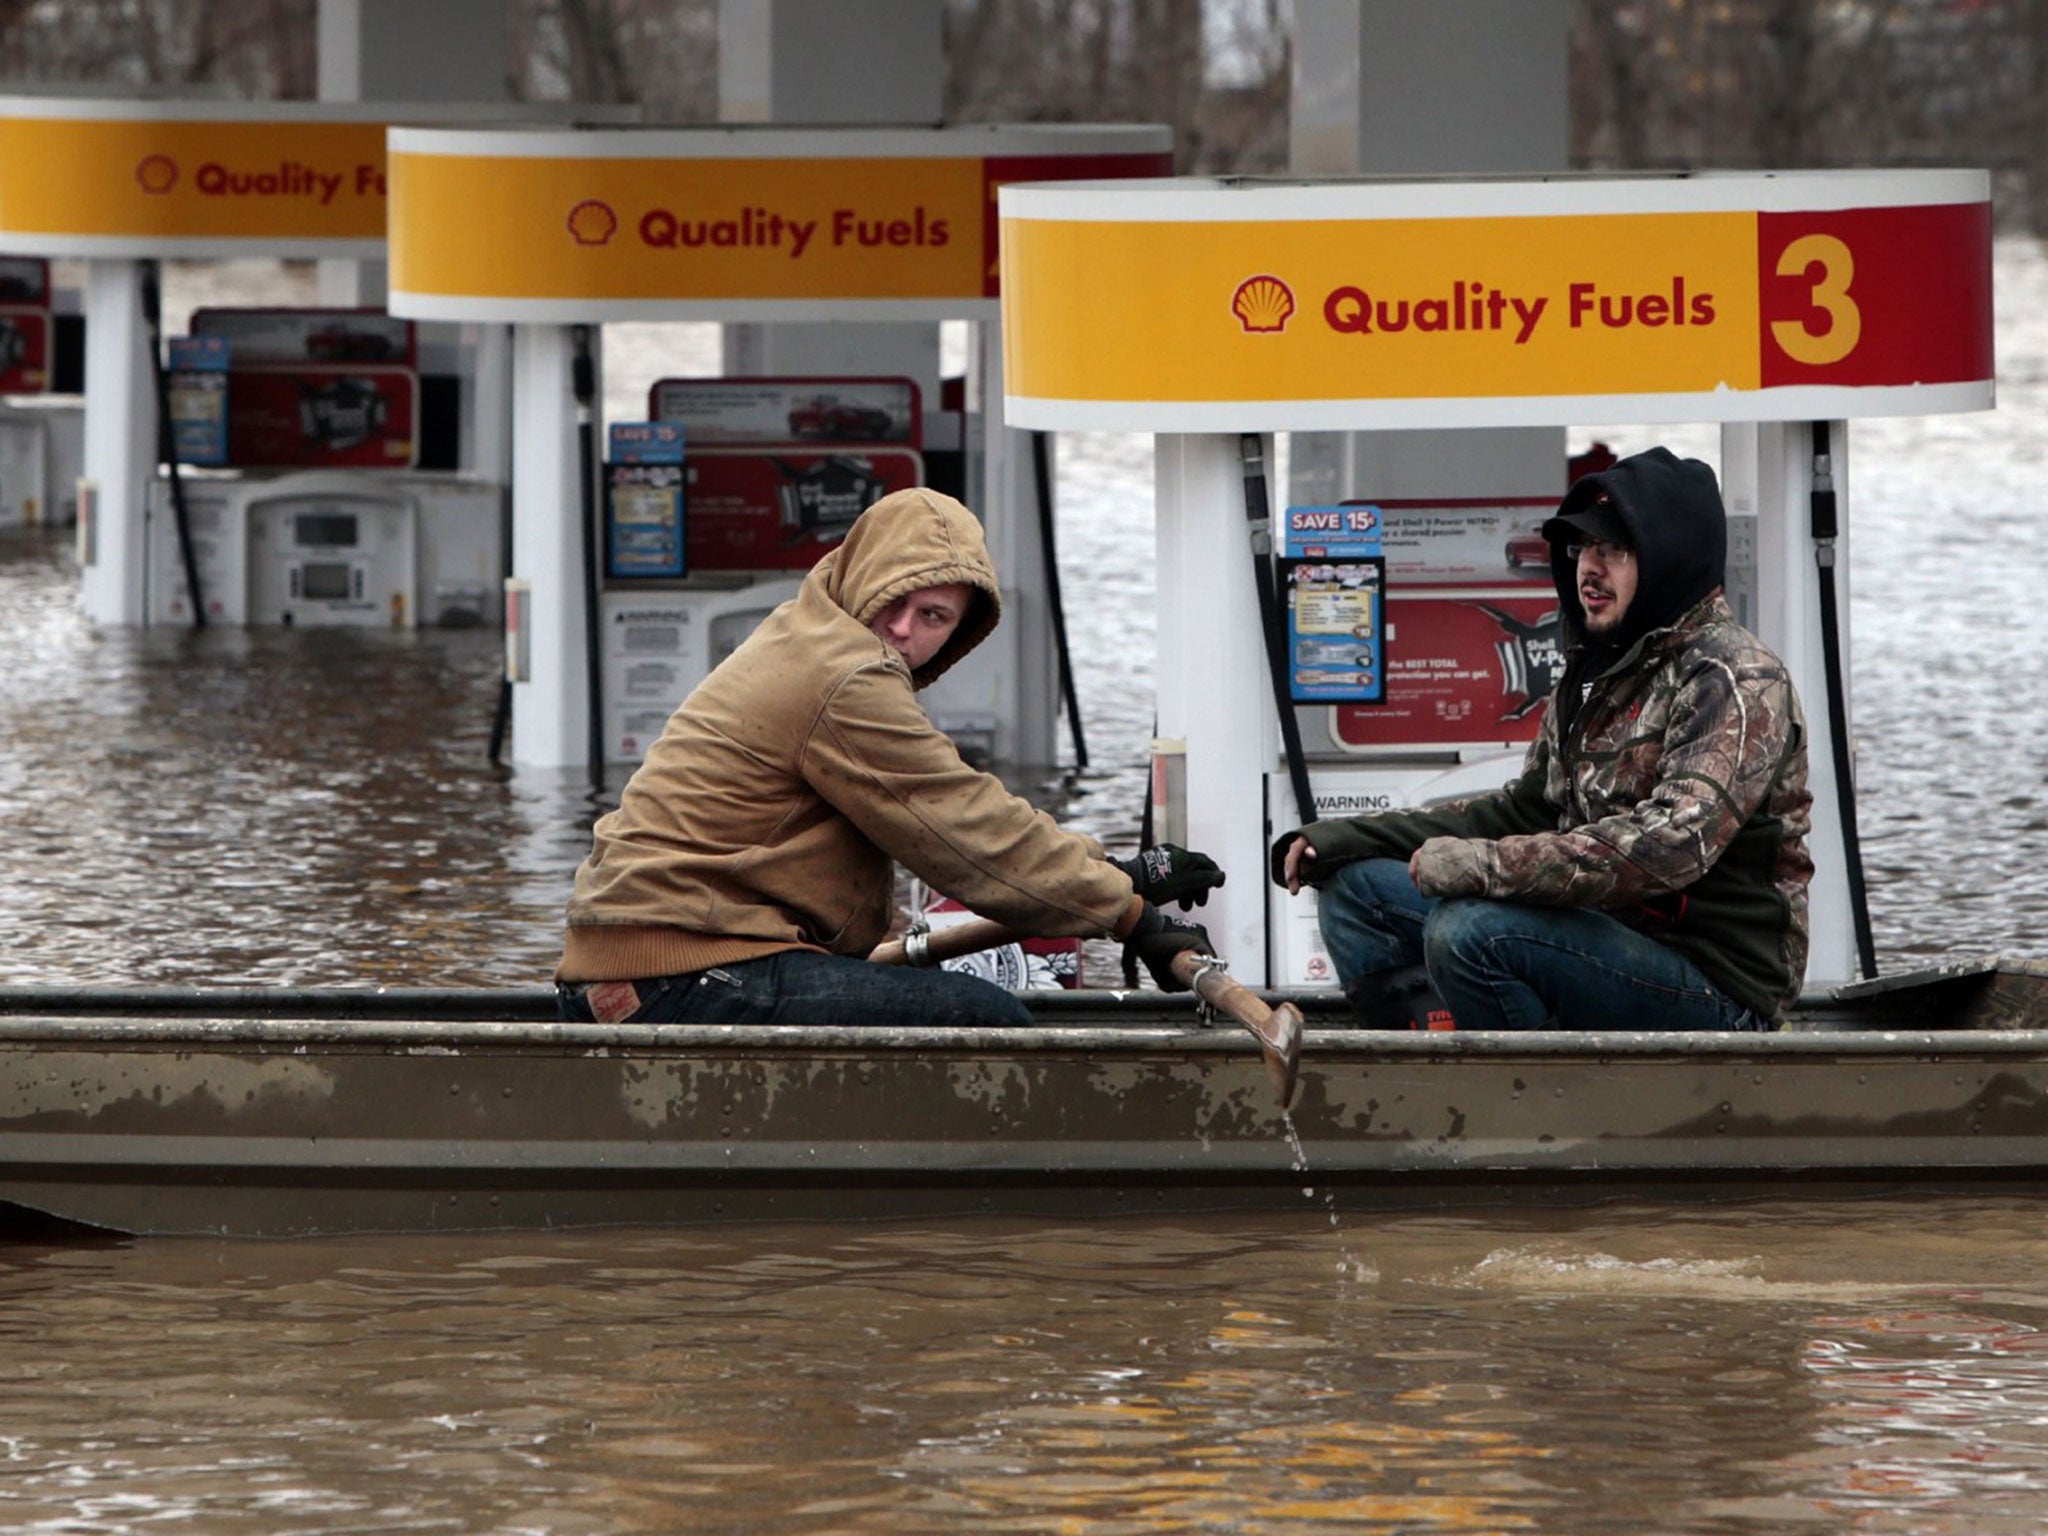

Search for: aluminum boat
xmin=1 ymin=957 xmax=2043 ymax=1237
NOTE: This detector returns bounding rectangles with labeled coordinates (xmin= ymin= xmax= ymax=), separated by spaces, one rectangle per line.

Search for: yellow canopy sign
xmin=0 ymin=97 xmax=594 ymax=258
xmin=998 ymin=171 xmax=1993 ymax=430
xmin=384 ymin=125 xmax=1173 ymax=321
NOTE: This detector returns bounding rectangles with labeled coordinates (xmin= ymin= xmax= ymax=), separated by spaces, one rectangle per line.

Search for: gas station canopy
xmin=997 ymin=169 xmax=1994 ymax=432
xmin=383 ymin=123 xmax=1172 ymax=323
xmin=0 ymin=95 xmax=624 ymax=259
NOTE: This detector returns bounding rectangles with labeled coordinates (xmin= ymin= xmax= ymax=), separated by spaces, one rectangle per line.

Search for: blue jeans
xmin=1315 ymin=857 xmax=1770 ymax=1032
xmin=556 ymin=948 xmax=1035 ymax=1028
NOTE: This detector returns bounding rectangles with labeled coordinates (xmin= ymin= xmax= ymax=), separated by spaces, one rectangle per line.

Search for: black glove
xmin=1112 ymin=843 xmax=1226 ymax=911
xmin=1121 ymin=901 xmax=1215 ymax=992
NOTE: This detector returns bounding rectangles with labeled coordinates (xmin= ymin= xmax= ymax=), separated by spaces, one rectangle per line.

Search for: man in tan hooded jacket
xmin=557 ymin=487 xmax=1219 ymax=1027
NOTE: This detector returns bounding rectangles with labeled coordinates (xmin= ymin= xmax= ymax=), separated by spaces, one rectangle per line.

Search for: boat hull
xmin=4 ymin=963 xmax=2047 ymax=1236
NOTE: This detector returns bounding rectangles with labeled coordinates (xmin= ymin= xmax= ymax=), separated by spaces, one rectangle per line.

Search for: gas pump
xmin=0 ymin=255 xmax=83 ymax=529
xmin=145 ymin=469 xmax=503 ymax=629
xmin=139 ymin=306 xmax=506 ymax=630
xmin=594 ymin=414 xmax=797 ymax=760
xmin=999 ymin=168 xmax=1996 ymax=992
xmin=588 ymin=380 xmax=927 ymax=764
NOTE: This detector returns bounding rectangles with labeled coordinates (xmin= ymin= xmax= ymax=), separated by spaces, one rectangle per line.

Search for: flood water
xmin=2 ymin=242 xmax=2047 ymax=1530
xmin=11 ymin=1202 xmax=2048 ymax=1532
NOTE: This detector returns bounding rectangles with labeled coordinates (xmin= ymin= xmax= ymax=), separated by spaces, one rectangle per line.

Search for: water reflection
xmin=8 ymin=1204 xmax=2048 ymax=1533
xmin=0 ymin=549 xmax=573 ymax=984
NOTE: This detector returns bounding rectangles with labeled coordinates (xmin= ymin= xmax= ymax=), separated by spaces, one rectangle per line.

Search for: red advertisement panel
xmin=225 ymin=366 xmax=419 ymax=469
xmin=0 ymin=306 xmax=50 ymax=393
xmin=1757 ymin=202 xmax=1993 ymax=389
xmin=686 ymin=447 xmax=923 ymax=571
xmin=1332 ymin=591 xmax=1562 ymax=751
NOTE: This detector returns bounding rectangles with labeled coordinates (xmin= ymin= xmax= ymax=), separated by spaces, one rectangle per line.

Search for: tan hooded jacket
xmin=558 ymin=487 xmax=1142 ymax=982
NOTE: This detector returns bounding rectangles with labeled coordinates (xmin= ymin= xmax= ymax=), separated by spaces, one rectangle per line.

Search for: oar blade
xmin=1254 ymin=1002 xmax=1303 ymax=1109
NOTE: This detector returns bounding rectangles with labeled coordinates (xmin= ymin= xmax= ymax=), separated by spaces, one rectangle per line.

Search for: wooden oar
xmin=871 ymin=917 xmax=1304 ymax=1109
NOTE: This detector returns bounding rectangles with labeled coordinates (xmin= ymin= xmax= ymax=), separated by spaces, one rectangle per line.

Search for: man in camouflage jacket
xmin=1271 ymin=447 xmax=1814 ymax=1031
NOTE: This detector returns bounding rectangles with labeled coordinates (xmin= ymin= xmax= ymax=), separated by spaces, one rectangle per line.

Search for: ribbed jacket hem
xmin=556 ymin=925 xmax=818 ymax=983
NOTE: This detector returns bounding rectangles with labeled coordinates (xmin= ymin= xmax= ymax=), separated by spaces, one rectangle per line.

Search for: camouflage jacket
xmin=1275 ymin=591 xmax=1814 ymax=1019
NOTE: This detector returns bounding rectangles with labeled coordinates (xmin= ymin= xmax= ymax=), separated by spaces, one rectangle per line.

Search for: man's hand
xmin=1411 ymin=836 xmax=1488 ymax=899
xmin=1283 ymin=835 xmax=1318 ymax=895
xmin=1113 ymin=844 xmax=1226 ymax=911
xmin=1122 ymin=901 xmax=1215 ymax=991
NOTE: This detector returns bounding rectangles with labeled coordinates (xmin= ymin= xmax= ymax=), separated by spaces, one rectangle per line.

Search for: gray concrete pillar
xmin=1289 ymin=0 xmax=1571 ymax=509
xmin=716 ymin=0 xmax=944 ymax=403
xmin=316 ymin=0 xmax=510 ymax=307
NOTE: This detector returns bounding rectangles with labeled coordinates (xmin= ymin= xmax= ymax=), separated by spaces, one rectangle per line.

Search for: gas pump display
xmin=604 ymin=422 xmax=685 ymax=578
xmin=1327 ymin=498 xmax=1563 ymax=751
xmin=1281 ymin=505 xmax=1385 ymax=703
xmin=246 ymin=489 xmax=416 ymax=628
xmin=166 ymin=335 xmax=230 ymax=466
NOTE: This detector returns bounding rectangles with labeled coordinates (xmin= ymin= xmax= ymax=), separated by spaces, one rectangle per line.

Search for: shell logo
xmin=566 ymin=199 xmax=618 ymax=246
xmin=1232 ymin=274 xmax=1294 ymax=333
xmin=135 ymin=155 xmax=179 ymax=195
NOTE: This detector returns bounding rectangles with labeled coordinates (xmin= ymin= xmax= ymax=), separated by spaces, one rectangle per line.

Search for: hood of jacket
xmin=1542 ymin=446 xmax=1727 ymax=655
xmin=807 ymin=487 xmax=1002 ymax=688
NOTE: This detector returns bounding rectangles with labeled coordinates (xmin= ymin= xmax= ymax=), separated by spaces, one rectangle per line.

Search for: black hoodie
xmin=1544 ymin=447 xmax=1728 ymax=739
xmin=1545 ymin=446 xmax=1727 ymax=654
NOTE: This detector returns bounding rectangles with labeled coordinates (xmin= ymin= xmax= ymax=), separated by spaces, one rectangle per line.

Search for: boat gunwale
xmin=4 ymin=1015 xmax=2048 ymax=1057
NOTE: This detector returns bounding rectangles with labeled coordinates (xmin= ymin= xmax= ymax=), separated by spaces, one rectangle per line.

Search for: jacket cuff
xmin=1111 ymin=893 xmax=1147 ymax=939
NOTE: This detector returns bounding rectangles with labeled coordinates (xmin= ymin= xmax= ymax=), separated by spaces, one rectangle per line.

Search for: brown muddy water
xmin=9 ymin=1201 xmax=2048 ymax=1533
xmin=4 ymin=244 xmax=2048 ymax=1530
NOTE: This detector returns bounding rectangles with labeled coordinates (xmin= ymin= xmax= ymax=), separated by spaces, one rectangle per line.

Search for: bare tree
xmin=1564 ymin=0 xmax=2040 ymax=229
xmin=2034 ymin=0 xmax=2048 ymax=231
xmin=507 ymin=0 xmax=715 ymax=121
xmin=0 ymin=0 xmax=2040 ymax=227
xmin=0 ymin=0 xmax=313 ymax=93
xmin=943 ymin=0 xmax=1287 ymax=172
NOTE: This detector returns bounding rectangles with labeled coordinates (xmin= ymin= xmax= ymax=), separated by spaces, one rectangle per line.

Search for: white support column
xmin=1293 ymin=0 xmax=1570 ymax=177
xmin=1158 ymin=433 xmax=1278 ymax=978
xmin=78 ymin=260 xmax=157 ymax=626
xmin=509 ymin=323 xmax=598 ymax=769
xmin=1725 ymin=420 xmax=1858 ymax=990
xmin=465 ymin=322 xmax=514 ymax=483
